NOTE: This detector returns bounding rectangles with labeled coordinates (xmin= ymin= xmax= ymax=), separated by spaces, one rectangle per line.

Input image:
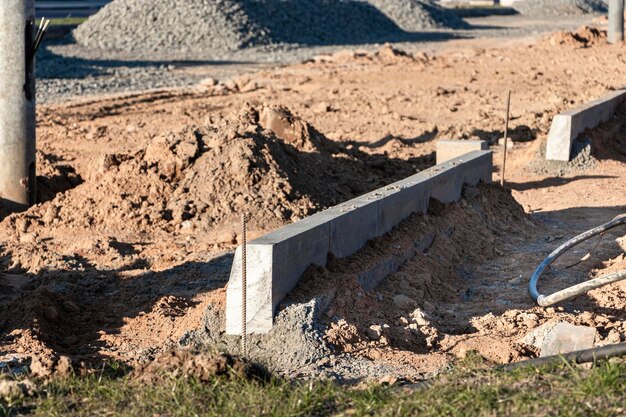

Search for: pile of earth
xmin=0 ymin=104 xmax=426 ymax=272
xmin=73 ymin=0 xmax=466 ymax=56
xmin=542 ymin=25 xmax=607 ymax=47
xmin=363 ymin=0 xmax=468 ymax=31
xmin=196 ymin=184 xmax=544 ymax=380
xmin=514 ymin=0 xmax=607 ymax=17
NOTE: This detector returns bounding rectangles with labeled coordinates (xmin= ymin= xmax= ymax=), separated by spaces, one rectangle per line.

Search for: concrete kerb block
xmin=225 ymin=150 xmax=493 ymax=335
xmin=225 ymin=214 xmax=330 ymax=335
xmin=546 ymin=89 xmax=626 ymax=161
xmin=328 ymin=197 xmax=381 ymax=259
xmin=436 ymin=139 xmax=489 ymax=165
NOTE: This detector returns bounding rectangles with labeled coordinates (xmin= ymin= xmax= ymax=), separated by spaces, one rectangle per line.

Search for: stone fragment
xmin=410 ymin=308 xmax=431 ymax=326
xmin=393 ymin=294 xmax=417 ymax=310
xmin=540 ymin=323 xmax=597 ymax=357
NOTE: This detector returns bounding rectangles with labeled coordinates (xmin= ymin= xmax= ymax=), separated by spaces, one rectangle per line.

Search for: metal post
xmin=608 ymin=0 xmax=625 ymax=44
xmin=0 ymin=0 xmax=37 ymax=213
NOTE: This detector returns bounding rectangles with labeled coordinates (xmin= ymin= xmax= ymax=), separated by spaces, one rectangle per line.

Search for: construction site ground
xmin=2 ymin=15 xmax=626 ymax=382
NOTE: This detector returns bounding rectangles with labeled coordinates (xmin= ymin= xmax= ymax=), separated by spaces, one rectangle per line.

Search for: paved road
xmin=36 ymin=1 xmax=110 ymax=18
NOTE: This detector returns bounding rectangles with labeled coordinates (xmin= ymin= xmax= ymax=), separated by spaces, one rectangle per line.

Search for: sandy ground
xmin=2 ymin=21 xmax=626 ymax=379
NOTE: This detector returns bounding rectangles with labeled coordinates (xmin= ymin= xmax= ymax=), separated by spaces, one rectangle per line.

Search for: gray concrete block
xmin=225 ymin=215 xmax=330 ymax=335
xmin=540 ymin=323 xmax=597 ymax=357
xmin=225 ymin=150 xmax=493 ymax=335
xmin=546 ymin=90 xmax=626 ymax=161
xmin=436 ymin=140 xmax=488 ymax=165
xmin=328 ymin=196 xmax=381 ymax=259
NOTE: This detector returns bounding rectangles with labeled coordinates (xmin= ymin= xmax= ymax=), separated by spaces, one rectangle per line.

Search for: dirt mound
xmin=1 ymin=104 xmax=423 ymax=270
xmin=285 ymin=184 xmax=535 ymax=371
xmin=514 ymin=0 xmax=607 ymax=17
xmin=585 ymin=99 xmax=626 ymax=161
xmin=134 ymin=350 xmax=269 ymax=383
xmin=543 ymin=26 xmax=607 ymax=47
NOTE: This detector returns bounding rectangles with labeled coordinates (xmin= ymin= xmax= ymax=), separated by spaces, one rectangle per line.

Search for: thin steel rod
xmin=241 ymin=213 xmax=248 ymax=357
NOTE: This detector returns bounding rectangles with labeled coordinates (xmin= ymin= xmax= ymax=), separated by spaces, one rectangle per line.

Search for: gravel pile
xmin=514 ymin=0 xmax=607 ymax=17
xmin=364 ymin=0 xmax=468 ymax=31
xmin=73 ymin=0 xmax=466 ymax=57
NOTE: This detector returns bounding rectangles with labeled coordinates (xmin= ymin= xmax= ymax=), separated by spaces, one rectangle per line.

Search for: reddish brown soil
xmin=2 ymin=28 xmax=626 ymax=378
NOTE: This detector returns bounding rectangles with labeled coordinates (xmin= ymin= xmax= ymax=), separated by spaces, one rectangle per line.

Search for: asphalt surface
xmin=36 ymin=0 xmax=110 ymax=18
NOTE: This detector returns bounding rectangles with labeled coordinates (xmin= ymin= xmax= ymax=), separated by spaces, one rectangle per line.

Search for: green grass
xmin=36 ymin=17 xmax=87 ymax=27
xmin=2 ymin=357 xmax=625 ymax=417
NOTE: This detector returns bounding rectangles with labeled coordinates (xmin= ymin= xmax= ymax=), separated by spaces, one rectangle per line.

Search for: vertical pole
xmin=500 ymin=90 xmax=511 ymax=187
xmin=0 ymin=0 xmax=37 ymax=213
xmin=241 ymin=214 xmax=248 ymax=357
xmin=608 ymin=0 xmax=625 ymax=44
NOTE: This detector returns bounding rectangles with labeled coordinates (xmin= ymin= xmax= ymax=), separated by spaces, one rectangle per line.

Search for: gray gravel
xmin=514 ymin=0 xmax=607 ymax=17
xmin=364 ymin=0 xmax=468 ymax=31
xmin=36 ymin=14 xmax=596 ymax=104
xmin=190 ymin=298 xmax=420 ymax=381
xmin=72 ymin=0 xmax=467 ymax=59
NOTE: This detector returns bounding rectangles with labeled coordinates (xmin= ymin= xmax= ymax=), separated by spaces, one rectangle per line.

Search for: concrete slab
xmin=436 ymin=140 xmax=488 ymax=165
xmin=546 ymin=90 xmax=626 ymax=161
xmin=226 ymin=150 xmax=493 ymax=335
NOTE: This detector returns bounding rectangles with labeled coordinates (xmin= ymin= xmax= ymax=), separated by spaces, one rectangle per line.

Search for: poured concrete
xmin=436 ymin=140 xmax=488 ymax=164
xmin=546 ymin=90 xmax=626 ymax=161
xmin=226 ymin=150 xmax=493 ymax=335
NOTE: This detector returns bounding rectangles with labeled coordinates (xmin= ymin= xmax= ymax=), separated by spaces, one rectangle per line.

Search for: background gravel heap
xmin=364 ymin=0 xmax=468 ymax=31
xmin=514 ymin=0 xmax=607 ymax=17
xmin=73 ymin=0 xmax=466 ymax=56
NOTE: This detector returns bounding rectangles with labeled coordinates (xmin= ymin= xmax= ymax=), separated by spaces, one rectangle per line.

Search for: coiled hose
xmin=529 ymin=214 xmax=626 ymax=306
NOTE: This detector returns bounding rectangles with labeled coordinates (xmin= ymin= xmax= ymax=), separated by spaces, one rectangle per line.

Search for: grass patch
xmin=36 ymin=17 xmax=87 ymax=27
xmin=2 ymin=357 xmax=625 ymax=417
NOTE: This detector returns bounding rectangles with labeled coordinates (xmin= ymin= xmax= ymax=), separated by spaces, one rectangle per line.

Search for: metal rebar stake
xmin=500 ymin=90 xmax=511 ymax=187
xmin=241 ymin=213 xmax=248 ymax=357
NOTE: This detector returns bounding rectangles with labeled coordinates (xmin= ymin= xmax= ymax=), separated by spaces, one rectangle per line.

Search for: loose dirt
xmin=2 ymin=29 xmax=626 ymax=380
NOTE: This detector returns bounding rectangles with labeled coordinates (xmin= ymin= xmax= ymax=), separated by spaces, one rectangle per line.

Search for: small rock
xmin=200 ymin=77 xmax=218 ymax=87
xmin=55 ymin=356 xmax=73 ymax=377
xmin=410 ymin=308 xmax=431 ymax=326
xmin=0 ymin=379 xmax=35 ymax=399
xmin=422 ymin=300 xmax=435 ymax=313
xmin=42 ymin=205 xmax=60 ymax=224
xmin=498 ymin=138 xmax=514 ymax=149
xmin=393 ymin=294 xmax=416 ymax=310
xmin=367 ymin=325 xmax=383 ymax=340
xmin=540 ymin=323 xmax=597 ymax=357
xmin=43 ymin=306 xmax=59 ymax=322
xmin=19 ymin=233 xmax=36 ymax=244
xmin=379 ymin=375 xmax=398 ymax=385
xmin=312 ymin=102 xmax=331 ymax=114
xmin=215 ymin=230 xmax=237 ymax=245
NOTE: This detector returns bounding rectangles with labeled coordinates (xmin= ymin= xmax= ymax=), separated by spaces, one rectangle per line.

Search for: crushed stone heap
xmin=364 ymin=0 xmax=468 ymax=31
xmin=73 ymin=0 xmax=467 ymax=56
xmin=514 ymin=0 xmax=607 ymax=17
